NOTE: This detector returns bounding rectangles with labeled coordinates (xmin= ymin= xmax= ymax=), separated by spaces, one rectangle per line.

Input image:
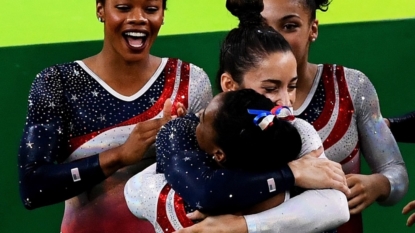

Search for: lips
xmin=123 ymin=31 xmax=147 ymax=49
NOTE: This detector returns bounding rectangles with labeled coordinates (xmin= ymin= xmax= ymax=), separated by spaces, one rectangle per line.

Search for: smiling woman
xmin=16 ymin=0 xmax=212 ymax=233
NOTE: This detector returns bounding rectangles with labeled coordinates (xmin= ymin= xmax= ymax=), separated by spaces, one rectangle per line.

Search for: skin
xmin=61 ymin=0 xmax=172 ymax=232
xmin=175 ymin=50 xmax=348 ymax=233
xmin=403 ymin=200 xmax=415 ymax=226
xmin=261 ymin=0 xmax=390 ymax=216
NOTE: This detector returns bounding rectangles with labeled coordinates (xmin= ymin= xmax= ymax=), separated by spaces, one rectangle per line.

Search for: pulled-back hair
xmin=96 ymin=0 xmax=168 ymax=9
xmin=213 ymin=89 xmax=302 ymax=172
xmin=216 ymin=0 xmax=292 ymax=90
xmin=303 ymin=0 xmax=332 ymax=19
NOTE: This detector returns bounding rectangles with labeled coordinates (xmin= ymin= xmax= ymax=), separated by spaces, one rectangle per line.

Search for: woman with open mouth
xmin=17 ymin=0 xmax=213 ymax=233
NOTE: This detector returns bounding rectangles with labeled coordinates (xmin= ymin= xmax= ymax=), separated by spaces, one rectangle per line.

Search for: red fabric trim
xmin=69 ymin=59 xmax=179 ymax=153
xmin=322 ymin=65 xmax=354 ymax=150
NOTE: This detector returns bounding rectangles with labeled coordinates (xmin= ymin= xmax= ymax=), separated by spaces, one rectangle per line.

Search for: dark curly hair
xmin=216 ymin=0 xmax=292 ymax=91
xmin=213 ymin=89 xmax=302 ymax=172
xmin=303 ymin=0 xmax=332 ymax=19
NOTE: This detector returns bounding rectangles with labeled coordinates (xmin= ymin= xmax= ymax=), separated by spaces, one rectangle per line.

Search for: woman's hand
xmin=288 ymin=147 xmax=350 ymax=195
xmin=175 ymin=102 xmax=187 ymax=117
xmin=403 ymin=200 xmax=415 ymax=226
xmin=100 ymin=99 xmax=173 ymax=176
xmin=174 ymin=214 xmax=247 ymax=233
xmin=346 ymin=173 xmax=390 ymax=214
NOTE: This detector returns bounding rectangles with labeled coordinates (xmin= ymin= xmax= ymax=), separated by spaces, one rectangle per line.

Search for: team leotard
xmin=126 ymin=64 xmax=407 ymax=233
xmin=293 ymin=64 xmax=408 ymax=233
xmin=18 ymin=58 xmax=212 ymax=233
xmin=125 ymin=115 xmax=349 ymax=233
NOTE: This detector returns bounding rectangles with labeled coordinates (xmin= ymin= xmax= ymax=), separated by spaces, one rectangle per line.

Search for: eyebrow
xmin=280 ymin=14 xmax=301 ymax=21
xmin=261 ymin=76 xmax=298 ymax=84
xmin=261 ymin=79 xmax=282 ymax=85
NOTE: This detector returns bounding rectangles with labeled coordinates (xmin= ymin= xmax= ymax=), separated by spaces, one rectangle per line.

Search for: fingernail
xmin=186 ymin=213 xmax=193 ymax=218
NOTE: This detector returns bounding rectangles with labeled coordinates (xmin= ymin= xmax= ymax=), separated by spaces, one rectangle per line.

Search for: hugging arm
xmin=156 ymin=117 xmax=294 ymax=214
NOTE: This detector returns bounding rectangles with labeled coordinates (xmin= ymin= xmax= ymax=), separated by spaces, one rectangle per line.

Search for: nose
xmin=275 ymin=92 xmax=291 ymax=107
xmin=127 ymin=9 xmax=148 ymax=24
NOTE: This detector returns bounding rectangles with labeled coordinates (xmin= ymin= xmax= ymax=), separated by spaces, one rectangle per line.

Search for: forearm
xmin=244 ymin=189 xmax=349 ymax=233
xmin=18 ymin=154 xmax=105 ymax=209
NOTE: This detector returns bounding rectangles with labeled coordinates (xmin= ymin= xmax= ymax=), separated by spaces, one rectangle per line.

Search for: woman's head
xmin=218 ymin=0 xmax=298 ymax=106
xmin=196 ymin=89 xmax=302 ymax=172
xmin=261 ymin=0 xmax=331 ymax=67
xmin=96 ymin=0 xmax=167 ymax=62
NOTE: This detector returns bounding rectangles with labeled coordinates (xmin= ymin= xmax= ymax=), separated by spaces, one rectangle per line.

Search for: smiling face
xmin=261 ymin=0 xmax=318 ymax=68
xmin=239 ymin=51 xmax=298 ymax=107
xmin=97 ymin=0 xmax=164 ymax=62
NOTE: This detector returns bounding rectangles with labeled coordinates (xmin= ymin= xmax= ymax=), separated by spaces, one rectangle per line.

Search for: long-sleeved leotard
xmin=126 ymin=64 xmax=407 ymax=233
xmin=125 ymin=116 xmax=349 ymax=233
xmin=293 ymin=64 xmax=408 ymax=233
xmin=387 ymin=110 xmax=415 ymax=143
xmin=157 ymin=116 xmax=294 ymax=214
xmin=18 ymin=58 xmax=212 ymax=233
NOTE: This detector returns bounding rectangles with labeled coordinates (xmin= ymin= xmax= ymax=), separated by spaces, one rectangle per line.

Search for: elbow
xmin=379 ymin=168 xmax=409 ymax=206
xmin=19 ymin=187 xmax=39 ymax=210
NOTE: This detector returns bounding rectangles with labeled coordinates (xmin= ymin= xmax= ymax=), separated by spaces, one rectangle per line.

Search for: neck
xmin=293 ymin=60 xmax=318 ymax=110
xmin=84 ymin=47 xmax=161 ymax=96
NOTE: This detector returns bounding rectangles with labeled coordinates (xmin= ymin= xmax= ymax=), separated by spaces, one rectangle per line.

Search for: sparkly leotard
xmin=126 ymin=64 xmax=407 ymax=233
xmin=293 ymin=64 xmax=408 ymax=233
xmin=18 ymin=58 xmax=212 ymax=233
xmin=125 ymin=116 xmax=349 ymax=233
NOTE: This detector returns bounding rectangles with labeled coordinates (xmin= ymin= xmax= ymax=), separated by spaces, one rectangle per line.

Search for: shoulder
xmin=292 ymin=118 xmax=322 ymax=155
xmin=166 ymin=58 xmax=209 ymax=78
xmin=34 ymin=62 xmax=78 ymax=81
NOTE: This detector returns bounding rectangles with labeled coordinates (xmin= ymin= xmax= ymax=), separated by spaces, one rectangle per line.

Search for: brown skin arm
xmin=99 ymin=99 xmax=173 ymax=177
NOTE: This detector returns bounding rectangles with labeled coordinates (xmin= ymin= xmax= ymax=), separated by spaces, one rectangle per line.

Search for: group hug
xmin=18 ymin=0 xmax=414 ymax=232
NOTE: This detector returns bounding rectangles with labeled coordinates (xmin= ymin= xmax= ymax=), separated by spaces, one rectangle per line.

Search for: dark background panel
xmin=1 ymin=18 xmax=414 ymax=232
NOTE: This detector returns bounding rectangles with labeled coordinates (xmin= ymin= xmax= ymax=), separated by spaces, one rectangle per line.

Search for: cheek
xmin=263 ymin=93 xmax=279 ymax=105
xmin=289 ymin=91 xmax=296 ymax=104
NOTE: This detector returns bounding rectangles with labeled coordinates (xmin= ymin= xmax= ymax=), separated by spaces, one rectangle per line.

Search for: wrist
xmin=99 ymin=146 xmax=123 ymax=176
xmin=371 ymin=173 xmax=391 ymax=201
xmin=287 ymin=160 xmax=300 ymax=186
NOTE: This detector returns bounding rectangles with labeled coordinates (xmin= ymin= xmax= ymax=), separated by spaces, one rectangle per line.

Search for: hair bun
xmin=226 ymin=0 xmax=265 ymax=28
xmin=315 ymin=0 xmax=331 ymax=11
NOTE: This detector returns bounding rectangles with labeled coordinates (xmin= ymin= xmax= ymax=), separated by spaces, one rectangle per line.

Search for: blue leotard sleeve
xmin=155 ymin=115 xmax=294 ymax=214
xmin=18 ymin=66 xmax=106 ymax=210
xmin=388 ymin=110 xmax=415 ymax=143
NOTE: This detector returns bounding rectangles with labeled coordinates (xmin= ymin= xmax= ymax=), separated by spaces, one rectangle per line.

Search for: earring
xmin=212 ymin=156 xmax=216 ymax=161
xmin=98 ymin=17 xmax=104 ymax=23
xmin=311 ymin=37 xmax=316 ymax=42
